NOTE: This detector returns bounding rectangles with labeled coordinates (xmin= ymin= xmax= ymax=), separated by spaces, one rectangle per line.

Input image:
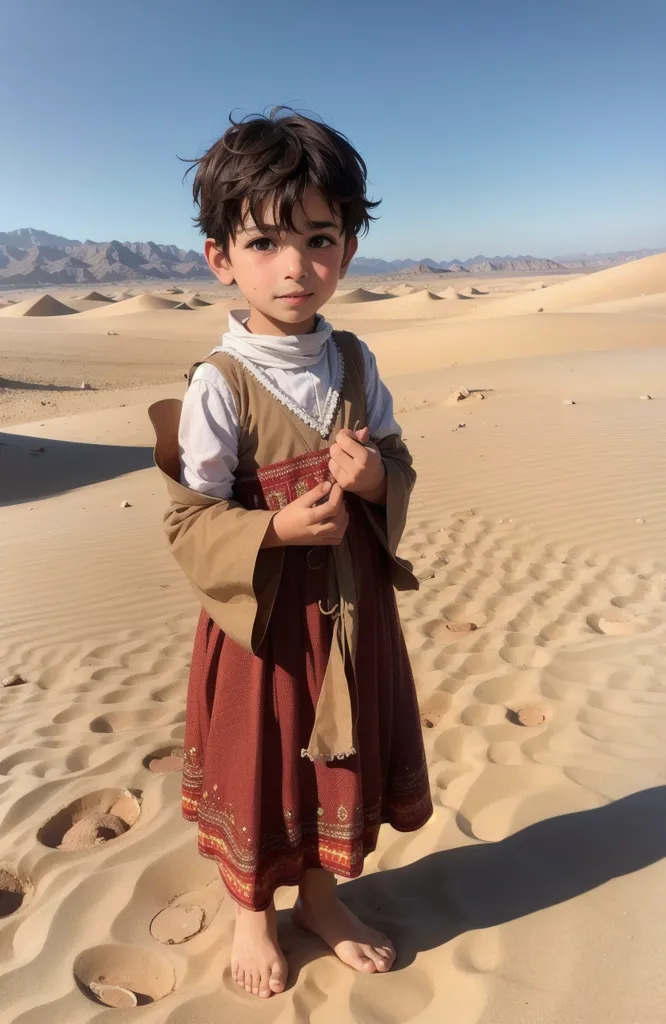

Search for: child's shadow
xmin=281 ymin=785 xmax=666 ymax=974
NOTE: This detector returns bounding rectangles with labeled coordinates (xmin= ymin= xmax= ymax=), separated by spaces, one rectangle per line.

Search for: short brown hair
xmin=185 ymin=106 xmax=380 ymax=258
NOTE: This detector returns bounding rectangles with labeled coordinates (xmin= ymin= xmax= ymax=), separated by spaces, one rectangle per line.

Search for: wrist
xmin=261 ymin=512 xmax=288 ymax=548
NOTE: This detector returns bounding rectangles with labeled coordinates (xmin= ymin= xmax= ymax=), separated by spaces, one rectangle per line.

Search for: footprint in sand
xmin=150 ymin=881 xmax=222 ymax=944
xmin=0 ymin=868 xmax=33 ymax=918
xmin=38 ymin=788 xmax=141 ymax=850
xmin=73 ymin=943 xmax=177 ymax=1007
xmin=420 ymin=690 xmax=453 ymax=730
xmin=143 ymin=747 xmax=184 ymax=774
xmin=591 ymin=608 xmax=643 ymax=636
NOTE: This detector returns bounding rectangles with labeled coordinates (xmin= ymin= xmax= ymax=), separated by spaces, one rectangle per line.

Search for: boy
xmin=150 ymin=107 xmax=432 ymax=999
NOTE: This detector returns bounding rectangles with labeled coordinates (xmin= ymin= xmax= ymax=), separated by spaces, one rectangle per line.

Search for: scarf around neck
xmin=220 ymin=308 xmax=333 ymax=370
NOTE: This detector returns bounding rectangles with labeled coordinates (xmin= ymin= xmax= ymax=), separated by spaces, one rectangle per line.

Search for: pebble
xmin=80 ymin=381 xmax=91 ymax=390
xmin=2 ymin=674 xmax=27 ymax=688
xmin=636 ymin=518 xmax=645 ymax=524
xmin=563 ymin=399 xmax=576 ymax=405
xmin=639 ymin=394 xmax=652 ymax=400
xmin=120 ymin=500 xmax=132 ymax=508
xmin=446 ymin=621 xmax=478 ymax=633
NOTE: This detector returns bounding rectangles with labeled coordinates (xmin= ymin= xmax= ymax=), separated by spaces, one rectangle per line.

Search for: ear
xmin=204 ymin=238 xmax=236 ymax=286
xmin=338 ymin=235 xmax=358 ymax=279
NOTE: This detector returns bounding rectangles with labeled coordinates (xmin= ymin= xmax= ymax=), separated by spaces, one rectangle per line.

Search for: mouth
xmin=277 ymin=292 xmax=313 ymax=304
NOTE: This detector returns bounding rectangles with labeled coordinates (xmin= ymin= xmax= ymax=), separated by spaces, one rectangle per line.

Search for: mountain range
xmin=0 ymin=229 xmax=662 ymax=287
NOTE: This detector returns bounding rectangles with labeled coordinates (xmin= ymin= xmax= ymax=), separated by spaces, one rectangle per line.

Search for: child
xmin=149 ymin=107 xmax=432 ymax=999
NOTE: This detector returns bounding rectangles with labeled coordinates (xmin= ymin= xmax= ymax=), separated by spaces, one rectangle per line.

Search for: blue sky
xmin=1 ymin=0 xmax=664 ymax=260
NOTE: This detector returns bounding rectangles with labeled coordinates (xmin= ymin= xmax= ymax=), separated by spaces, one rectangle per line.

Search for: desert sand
xmin=1 ymin=256 xmax=666 ymax=1022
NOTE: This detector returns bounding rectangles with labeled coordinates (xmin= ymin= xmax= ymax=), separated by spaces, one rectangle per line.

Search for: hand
xmin=263 ymin=481 xmax=349 ymax=548
xmin=329 ymin=427 xmax=387 ymax=503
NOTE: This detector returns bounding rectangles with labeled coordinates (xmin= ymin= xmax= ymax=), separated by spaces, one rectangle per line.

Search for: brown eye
xmin=247 ymin=237 xmax=275 ymax=251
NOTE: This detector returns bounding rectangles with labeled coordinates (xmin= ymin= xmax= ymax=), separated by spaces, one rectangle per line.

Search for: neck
xmin=246 ymin=307 xmax=317 ymax=336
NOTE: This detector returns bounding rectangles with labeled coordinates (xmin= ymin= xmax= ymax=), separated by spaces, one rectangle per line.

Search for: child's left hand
xmin=329 ymin=427 xmax=387 ymax=503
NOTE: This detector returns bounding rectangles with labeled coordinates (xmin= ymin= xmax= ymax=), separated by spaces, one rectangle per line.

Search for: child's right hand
xmin=263 ymin=481 xmax=349 ymax=548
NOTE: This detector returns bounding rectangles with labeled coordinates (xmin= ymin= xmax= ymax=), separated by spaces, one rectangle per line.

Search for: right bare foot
xmin=231 ymin=900 xmax=287 ymax=998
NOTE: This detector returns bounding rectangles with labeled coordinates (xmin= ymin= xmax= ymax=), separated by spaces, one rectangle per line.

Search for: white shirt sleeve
xmin=178 ymin=364 xmax=240 ymax=499
xmin=358 ymin=338 xmax=402 ymax=440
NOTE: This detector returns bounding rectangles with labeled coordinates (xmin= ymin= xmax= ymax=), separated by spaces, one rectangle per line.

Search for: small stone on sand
xmin=636 ymin=518 xmax=645 ymax=524
xmin=150 ymin=902 xmax=205 ymax=944
xmin=639 ymin=394 xmax=652 ymax=400
xmin=60 ymin=813 xmax=129 ymax=851
xmin=120 ymin=500 xmax=132 ymax=508
xmin=516 ymin=705 xmax=547 ymax=727
xmin=446 ymin=621 xmax=478 ymax=633
xmin=2 ymin=674 xmax=27 ymax=687
xmin=89 ymin=982 xmax=138 ymax=1009
xmin=563 ymin=399 xmax=576 ymax=405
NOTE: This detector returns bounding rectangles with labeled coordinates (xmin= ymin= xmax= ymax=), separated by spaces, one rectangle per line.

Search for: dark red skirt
xmin=182 ymin=497 xmax=433 ymax=910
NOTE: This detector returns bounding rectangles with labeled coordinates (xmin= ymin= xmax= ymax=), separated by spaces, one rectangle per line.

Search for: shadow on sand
xmin=281 ymin=786 xmax=666 ymax=974
xmin=0 ymin=432 xmax=154 ymax=505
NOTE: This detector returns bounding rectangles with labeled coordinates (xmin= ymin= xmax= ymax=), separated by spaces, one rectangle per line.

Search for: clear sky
xmin=1 ymin=0 xmax=664 ymax=261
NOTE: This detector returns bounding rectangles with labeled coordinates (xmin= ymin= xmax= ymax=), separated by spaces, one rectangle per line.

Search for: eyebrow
xmin=245 ymin=219 xmax=340 ymax=234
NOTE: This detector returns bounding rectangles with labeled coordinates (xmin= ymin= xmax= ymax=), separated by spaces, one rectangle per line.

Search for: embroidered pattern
xmin=223 ymin=342 xmax=345 ymax=439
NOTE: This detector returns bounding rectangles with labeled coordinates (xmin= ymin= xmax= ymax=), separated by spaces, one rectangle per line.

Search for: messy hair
xmin=184 ymin=106 xmax=380 ymax=258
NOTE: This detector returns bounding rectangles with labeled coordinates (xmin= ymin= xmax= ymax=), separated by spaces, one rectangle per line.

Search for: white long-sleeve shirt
xmin=179 ymin=312 xmax=401 ymax=499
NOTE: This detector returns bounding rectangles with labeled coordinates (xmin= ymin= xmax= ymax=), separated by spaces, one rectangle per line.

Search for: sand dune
xmin=0 ymin=294 xmax=79 ymax=318
xmin=328 ymin=286 xmax=391 ymax=303
xmin=78 ymin=293 xmax=184 ymax=316
xmin=389 ymin=283 xmax=424 ymax=295
xmin=569 ymin=291 xmax=666 ymax=317
xmin=463 ymin=252 xmax=666 ymax=319
xmin=1 ymin=269 xmax=666 ymax=1023
xmin=76 ymin=291 xmax=115 ymax=303
xmin=438 ymin=286 xmax=467 ymax=300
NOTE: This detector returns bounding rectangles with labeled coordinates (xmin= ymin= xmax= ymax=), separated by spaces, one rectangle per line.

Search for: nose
xmin=284 ymin=245 xmax=308 ymax=280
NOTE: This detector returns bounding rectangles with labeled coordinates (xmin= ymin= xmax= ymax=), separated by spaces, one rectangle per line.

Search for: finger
xmin=335 ymin=431 xmax=371 ymax=461
xmin=309 ymin=483 xmax=344 ymax=522
xmin=355 ymin=426 xmax=370 ymax=444
xmin=328 ymin=459 xmax=352 ymax=490
xmin=297 ymin=480 xmax=332 ymax=507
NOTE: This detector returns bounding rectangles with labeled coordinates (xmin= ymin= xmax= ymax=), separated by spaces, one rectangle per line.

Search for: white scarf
xmin=221 ymin=308 xmax=333 ymax=370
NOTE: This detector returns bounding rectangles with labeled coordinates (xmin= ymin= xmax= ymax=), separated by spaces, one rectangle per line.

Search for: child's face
xmin=205 ymin=187 xmax=357 ymax=334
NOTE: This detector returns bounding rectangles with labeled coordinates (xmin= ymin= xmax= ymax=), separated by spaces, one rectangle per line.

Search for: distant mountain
xmin=349 ymin=249 xmax=664 ymax=275
xmin=0 ymin=229 xmax=208 ymax=286
xmin=0 ymin=229 xmax=662 ymax=286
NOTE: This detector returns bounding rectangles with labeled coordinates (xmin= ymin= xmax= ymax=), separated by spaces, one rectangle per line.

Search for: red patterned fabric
xmin=182 ymin=452 xmax=432 ymax=910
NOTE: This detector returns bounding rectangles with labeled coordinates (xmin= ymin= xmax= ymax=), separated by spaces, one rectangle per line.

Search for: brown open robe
xmin=149 ymin=330 xmax=432 ymax=909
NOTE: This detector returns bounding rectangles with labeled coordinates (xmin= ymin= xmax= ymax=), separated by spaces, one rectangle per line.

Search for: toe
xmin=269 ymin=963 xmax=286 ymax=993
xmin=250 ymin=968 xmax=261 ymax=996
xmin=258 ymin=968 xmax=271 ymax=999
xmin=363 ymin=944 xmax=391 ymax=971
xmin=372 ymin=948 xmax=393 ymax=972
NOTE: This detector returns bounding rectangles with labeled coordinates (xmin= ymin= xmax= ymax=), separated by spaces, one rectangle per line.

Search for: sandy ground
xmin=1 ymin=256 xmax=666 ymax=1022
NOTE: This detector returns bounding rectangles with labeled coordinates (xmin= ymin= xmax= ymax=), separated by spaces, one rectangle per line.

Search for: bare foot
xmin=231 ymin=901 xmax=287 ymax=998
xmin=293 ymin=872 xmax=396 ymax=974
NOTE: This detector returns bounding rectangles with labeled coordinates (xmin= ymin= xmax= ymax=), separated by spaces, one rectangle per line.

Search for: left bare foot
xmin=293 ymin=875 xmax=395 ymax=973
